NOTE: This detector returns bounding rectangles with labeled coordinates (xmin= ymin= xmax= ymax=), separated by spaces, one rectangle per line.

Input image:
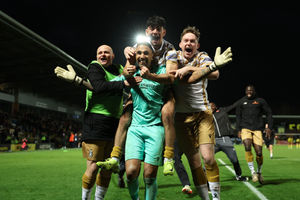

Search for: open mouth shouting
xmin=99 ymin=56 xmax=108 ymax=64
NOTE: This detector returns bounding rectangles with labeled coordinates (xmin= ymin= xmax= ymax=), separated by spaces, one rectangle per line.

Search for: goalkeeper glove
xmin=209 ymin=47 xmax=233 ymax=71
xmin=54 ymin=64 xmax=83 ymax=85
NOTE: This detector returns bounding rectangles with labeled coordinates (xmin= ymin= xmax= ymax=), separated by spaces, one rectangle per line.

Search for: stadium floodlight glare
xmin=136 ymin=34 xmax=150 ymax=43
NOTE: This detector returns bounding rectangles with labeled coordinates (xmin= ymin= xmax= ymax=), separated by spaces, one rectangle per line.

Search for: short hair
xmin=180 ymin=26 xmax=200 ymax=42
xmin=246 ymin=84 xmax=255 ymax=90
xmin=136 ymin=42 xmax=154 ymax=53
xmin=146 ymin=15 xmax=166 ymax=29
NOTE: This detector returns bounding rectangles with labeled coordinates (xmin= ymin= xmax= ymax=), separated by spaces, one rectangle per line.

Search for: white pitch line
xmin=217 ymin=158 xmax=269 ymax=200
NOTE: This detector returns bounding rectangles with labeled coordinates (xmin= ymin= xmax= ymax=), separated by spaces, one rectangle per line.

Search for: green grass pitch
xmin=0 ymin=145 xmax=300 ymax=199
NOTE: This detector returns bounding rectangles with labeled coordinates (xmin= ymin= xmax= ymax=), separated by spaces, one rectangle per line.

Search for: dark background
xmin=1 ymin=1 xmax=299 ymax=114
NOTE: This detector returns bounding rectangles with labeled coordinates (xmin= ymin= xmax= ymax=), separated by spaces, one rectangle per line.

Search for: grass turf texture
xmin=0 ymin=145 xmax=299 ymax=200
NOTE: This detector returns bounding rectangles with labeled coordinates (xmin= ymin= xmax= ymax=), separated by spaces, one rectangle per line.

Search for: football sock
xmin=82 ymin=187 xmax=92 ymax=200
xmin=191 ymin=166 xmax=207 ymax=185
xmin=96 ymin=172 xmax=111 ymax=188
xmin=208 ymin=181 xmax=221 ymax=200
xmin=247 ymin=162 xmax=255 ymax=174
xmin=195 ymin=184 xmax=209 ymax=200
xmin=82 ymin=173 xmax=96 ymax=189
xmin=144 ymin=177 xmax=157 ymax=200
xmin=163 ymin=146 xmax=174 ymax=159
xmin=111 ymin=146 xmax=122 ymax=159
xmin=205 ymin=161 xmax=220 ymax=182
xmin=245 ymin=151 xmax=253 ymax=162
xmin=94 ymin=185 xmax=108 ymax=200
xmin=127 ymin=177 xmax=139 ymax=200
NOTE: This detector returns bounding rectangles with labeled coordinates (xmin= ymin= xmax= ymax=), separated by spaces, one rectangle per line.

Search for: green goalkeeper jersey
xmin=113 ymin=64 xmax=166 ymax=126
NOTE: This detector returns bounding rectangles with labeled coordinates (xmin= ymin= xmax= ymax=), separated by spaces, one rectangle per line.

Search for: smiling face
xmin=96 ymin=45 xmax=114 ymax=67
xmin=179 ymin=32 xmax=200 ymax=60
xmin=135 ymin=43 xmax=154 ymax=68
xmin=245 ymin=85 xmax=256 ymax=99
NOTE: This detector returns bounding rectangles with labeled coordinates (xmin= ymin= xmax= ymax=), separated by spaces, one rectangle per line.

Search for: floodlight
xmin=135 ymin=34 xmax=150 ymax=43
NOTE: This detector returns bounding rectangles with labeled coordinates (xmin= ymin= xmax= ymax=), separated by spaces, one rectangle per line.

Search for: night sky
xmin=1 ymin=1 xmax=299 ymax=114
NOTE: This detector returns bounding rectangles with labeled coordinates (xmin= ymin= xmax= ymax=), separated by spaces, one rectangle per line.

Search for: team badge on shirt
xmin=89 ymin=149 xmax=93 ymax=158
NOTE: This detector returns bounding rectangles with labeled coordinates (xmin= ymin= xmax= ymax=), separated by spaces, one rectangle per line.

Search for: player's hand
xmin=209 ymin=47 xmax=233 ymax=71
xmin=54 ymin=65 xmax=83 ymax=85
xmin=169 ymin=67 xmax=191 ymax=80
xmin=124 ymin=47 xmax=136 ymax=65
xmin=124 ymin=65 xmax=137 ymax=78
xmin=140 ymin=65 xmax=150 ymax=78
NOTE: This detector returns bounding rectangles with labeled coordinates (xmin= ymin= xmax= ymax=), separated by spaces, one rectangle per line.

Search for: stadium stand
xmin=0 ymin=10 xmax=86 ymax=151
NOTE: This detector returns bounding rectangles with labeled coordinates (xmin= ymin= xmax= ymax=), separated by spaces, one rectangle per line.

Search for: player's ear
xmin=179 ymin=41 xmax=183 ymax=50
xmin=111 ymin=52 xmax=115 ymax=60
xmin=162 ymin=28 xmax=166 ymax=37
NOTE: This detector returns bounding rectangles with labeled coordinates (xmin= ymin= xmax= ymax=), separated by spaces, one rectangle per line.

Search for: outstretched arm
xmin=169 ymin=47 xmax=233 ymax=84
xmin=54 ymin=65 xmax=93 ymax=90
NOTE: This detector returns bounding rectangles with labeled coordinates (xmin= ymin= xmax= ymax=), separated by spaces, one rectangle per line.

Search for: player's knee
xmin=143 ymin=166 xmax=157 ymax=178
xmin=256 ymin=151 xmax=263 ymax=157
xmin=202 ymin=156 xmax=215 ymax=167
xmin=86 ymin=161 xmax=99 ymax=176
xmin=126 ymin=165 xmax=139 ymax=181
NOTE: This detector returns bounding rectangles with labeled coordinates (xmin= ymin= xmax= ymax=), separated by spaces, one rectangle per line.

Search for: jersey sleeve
xmin=165 ymin=49 xmax=177 ymax=62
xmin=199 ymin=52 xmax=213 ymax=68
xmin=87 ymin=62 xmax=124 ymax=93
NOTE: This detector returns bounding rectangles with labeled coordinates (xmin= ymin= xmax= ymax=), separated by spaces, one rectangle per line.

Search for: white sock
xmin=257 ymin=165 xmax=262 ymax=174
xmin=208 ymin=182 xmax=220 ymax=200
xmin=95 ymin=185 xmax=108 ymax=200
xmin=248 ymin=162 xmax=255 ymax=174
xmin=112 ymin=157 xmax=120 ymax=162
xmin=164 ymin=157 xmax=173 ymax=163
xmin=82 ymin=187 xmax=92 ymax=200
xmin=195 ymin=184 xmax=209 ymax=200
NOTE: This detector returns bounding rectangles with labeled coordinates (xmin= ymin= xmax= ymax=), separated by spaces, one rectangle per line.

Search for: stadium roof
xmin=0 ymin=10 xmax=87 ymax=108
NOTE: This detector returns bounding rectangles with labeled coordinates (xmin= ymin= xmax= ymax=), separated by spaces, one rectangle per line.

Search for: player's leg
xmin=143 ymin=163 xmax=159 ymax=200
xmin=95 ymin=141 xmax=114 ymax=200
xmin=175 ymin=113 xmax=209 ymax=200
xmin=269 ymin=144 xmax=273 ymax=158
xmin=161 ymin=90 xmax=176 ymax=176
xmin=221 ymin=143 xmax=247 ymax=181
xmin=142 ymin=125 xmax=165 ymax=200
xmin=82 ymin=141 xmax=103 ymax=200
xmin=174 ymin=141 xmax=192 ymax=194
xmin=126 ymin=159 xmax=141 ymax=200
xmin=241 ymin=129 xmax=257 ymax=182
xmin=198 ymin=111 xmax=220 ymax=200
xmin=200 ymin=143 xmax=220 ymax=200
xmin=253 ymin=131 xmax=264 ymax=184
xmin=124 ymin=126 xmax=146 ymax=200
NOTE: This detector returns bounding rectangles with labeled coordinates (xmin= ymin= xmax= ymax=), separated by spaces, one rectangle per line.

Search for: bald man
xmin=81 ymin=45 xmax=128 ymax=200
xmin=56 ymin=45 xmax=138 ymax=200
